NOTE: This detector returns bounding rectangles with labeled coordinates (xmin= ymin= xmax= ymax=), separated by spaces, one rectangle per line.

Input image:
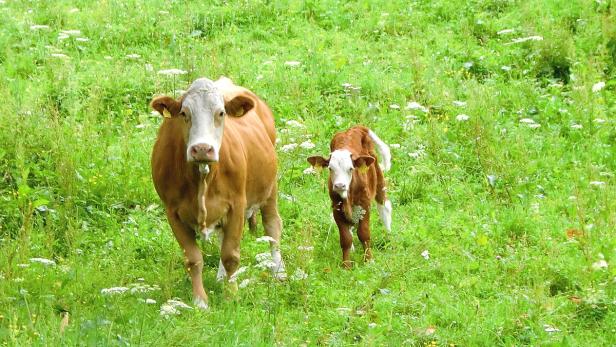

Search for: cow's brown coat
xmin=151 ymin=77 xmax=282 ymax=306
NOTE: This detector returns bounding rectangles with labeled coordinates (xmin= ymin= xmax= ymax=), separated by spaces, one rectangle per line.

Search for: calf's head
xmin=308 ymin=150 xmax=374 ymax=199
xmin=151 ymin=78 xmax=253 ymax=164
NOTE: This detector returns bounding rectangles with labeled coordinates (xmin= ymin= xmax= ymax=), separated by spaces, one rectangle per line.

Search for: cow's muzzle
xmin=190 ymin=143 xmax=217 ymax=162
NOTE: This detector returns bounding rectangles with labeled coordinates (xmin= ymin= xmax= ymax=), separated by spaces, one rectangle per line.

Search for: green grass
xmin=1 ymin=0 xmax=615 ymax=345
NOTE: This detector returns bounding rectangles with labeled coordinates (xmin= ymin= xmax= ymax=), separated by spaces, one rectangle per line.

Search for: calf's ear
xmin=225 ymin=95 xmax=254 ymax=117
xmin=353 ymin=155 xmax=375 ymax=170
xmin=151 ymin=96 xmax=181 ymax=118
xmin=307 ymin=156 xmax=329 ymax=168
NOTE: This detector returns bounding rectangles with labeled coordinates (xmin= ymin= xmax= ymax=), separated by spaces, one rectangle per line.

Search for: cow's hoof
xmin=193 ymin=297 xmax=209 ymax=310
xmin=342 ymin=260 xmax=353 ymax=269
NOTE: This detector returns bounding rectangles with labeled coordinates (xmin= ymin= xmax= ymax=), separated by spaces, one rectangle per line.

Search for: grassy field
xmin=1 ymin=0 xmax=615 ymax=345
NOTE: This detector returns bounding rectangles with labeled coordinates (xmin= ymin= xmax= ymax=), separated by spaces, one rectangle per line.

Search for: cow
xmin=150 ymin=76 xmax=286 ymax=309
xmin=307 ymin=126 xmax=392 ymax=268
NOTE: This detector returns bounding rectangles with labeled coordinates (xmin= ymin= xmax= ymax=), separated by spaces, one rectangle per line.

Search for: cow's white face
xmin=151 ymin=77 xmax=255 ymax=166
xmin=328 ymin=150 xmax=354 ymax=199
xmin=181 ymin=78 xmax=226 ymax=163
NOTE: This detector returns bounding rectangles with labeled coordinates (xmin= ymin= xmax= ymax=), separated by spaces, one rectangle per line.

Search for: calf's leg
xmin=334 ymin=211 xmax=353 ymax=269
xmin=166 ymin=209 xmax=208 ymax=309
xmin=357 ymin=206 xmax=373 ymax=262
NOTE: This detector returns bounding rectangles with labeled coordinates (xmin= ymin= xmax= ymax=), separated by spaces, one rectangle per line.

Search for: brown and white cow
xmin=150 ymin=77 xmax=285 ymax=309
xmin=308 ymin=126 xmax=392 ymax=268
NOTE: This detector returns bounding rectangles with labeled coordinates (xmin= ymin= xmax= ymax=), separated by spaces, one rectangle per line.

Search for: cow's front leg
xmin=221 ymin=205 xmax=244 ymax=297
xmin=261 ymin=188 xmax=287 ymax=280
xmin=166 ymin=209 xmax=208 ymax=309
xmin=333 ymin=210 xmax=353 ymax=269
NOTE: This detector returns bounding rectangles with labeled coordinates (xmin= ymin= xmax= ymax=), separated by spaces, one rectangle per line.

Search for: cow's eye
xmin=219 ymin=111 xmax=225 ymax=117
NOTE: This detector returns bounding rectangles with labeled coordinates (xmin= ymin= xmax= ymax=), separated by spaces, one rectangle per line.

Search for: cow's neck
xmin=333 ymin=188 xmax=354 ymax=223
xmin=184 ymin=159 xmax=219 ymax=234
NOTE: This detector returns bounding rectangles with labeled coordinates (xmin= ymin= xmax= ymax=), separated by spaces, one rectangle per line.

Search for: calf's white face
xmin=307 ymin=150 xmax=375 ymax=200
xmin=328 ymin=150 xmax=354 ymax=199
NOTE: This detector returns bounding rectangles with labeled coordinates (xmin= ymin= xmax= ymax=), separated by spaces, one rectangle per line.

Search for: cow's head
xmin=308 ymin=150 xmax=374 ymax=199
xmin=151 ymin=78 xmax=253 ymax=164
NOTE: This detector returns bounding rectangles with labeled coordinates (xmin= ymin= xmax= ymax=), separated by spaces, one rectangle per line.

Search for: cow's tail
xmin=367 ymin=129 xmax=391 ymax=172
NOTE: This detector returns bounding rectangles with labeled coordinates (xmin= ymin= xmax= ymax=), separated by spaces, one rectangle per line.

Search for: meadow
xmin=1 ymin=0 xmax=615 ymax=345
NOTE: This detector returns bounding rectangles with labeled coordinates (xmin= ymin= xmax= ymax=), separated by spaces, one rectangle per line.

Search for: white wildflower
xmin=50 ymin=53 xmax=69 ymax=59
xmin=60 ymin=30 xmax=81 ymax=36
xmin=300 ymin=140 xmax=315 ymax=149
xmin=570 ymin=124 xmax=583 ymax=129
xmin=29 ymin=257 xmax=56 ymax=266
xmin=30 ymin=25 xmax=50 ymax=30
xmin=285 ymin=120 xmax=305 ymax=128
xmin=453 ymin=100 xmax=467 ymax=107
xmin=290 ymin=268 xmax=308 ymax=281
xmin=456 ymin=114 xmax=470 ymax=121
xmin=101 ymin=287 xmax=129 ymax=295
xmin=497 ymin=29 xmax=515 ymax=35
xmin=590 ymin=181 xmax=606 ymax=187
xmin=158 ymin=69 xmax=187 ymax=76
xmin=303 ymin=167 xmax=317 ymax=175
xmin=18 ymin=264 xmax=29 ymax=268
xmin=519 ymin=118 xmax=536 ymax=124
xmin=368 ymin=322 xmax=377 ymax=328
xmin=284 ymin=61 xmax=301 ymax=67
xmin=389 ymin=104 xmax=400 ymax=109
xmin=528 ymin=123 xmax=541 ymax=128
xmin=421 ymin=250 xmax=430 ymax=260
xmin=592 ymin=260 xmax=608 ymax=270
xmin=75 ymin=37 xmax=89 ymax=42
xmin=592 ymin=81 xmax=605 ymax=93
xmin=58 ymin=33 xmax=70 ymax=40
xmin=509 ymin=36 xmax=543 ymax=44
xmin=255 ymin=252 xmax=276 ymax=270
xmin=487 ymin=175 xmax=497 ymax=187
xmin=160 ymin=298 xmax=192 ymax=317
xmin=280 ymin=143 xmax=298 ymax=152
xmin=145 ymin=298 xmax=157 ymax=304
xmin=336 ymin=307 xmax=352 ymax=314
xmin=239 ymin=279 xmax=251 ymax=288
xmin=68 ymin=8 xmax=80 ymax=13
xmin=297 ymin=245 xmax=314 ymax=251
xmin=593 ymin=118 xmax=606 ymax=124
xmin=158 ymin=10 xmax=169 ymax=15
xmin=543 ymin=325 xmax=560 ymax=333
xmin=126 ymin=54 xmax=141 ymax=59
xmin=255 ymin=236 xmax=276 ymax=243
xmin=501 ymin=65 xmax=512 ymax=71
xmin=405 ymin=101 xmax=429 ymax=112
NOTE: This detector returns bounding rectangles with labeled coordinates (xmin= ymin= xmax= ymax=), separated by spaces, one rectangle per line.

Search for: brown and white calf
xmin=150 ymin=77 xmax=285 ymax=309
xmin=308 ymin=126 xmax=392 ymax=268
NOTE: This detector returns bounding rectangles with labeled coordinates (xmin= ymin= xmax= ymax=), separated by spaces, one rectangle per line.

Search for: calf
xmin=308 ymin=126 xmax=392 ymax=268
xmin=150 ymin=77 xmax=286 ymax=309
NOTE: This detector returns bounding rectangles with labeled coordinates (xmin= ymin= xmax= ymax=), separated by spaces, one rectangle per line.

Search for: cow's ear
xmin=225 ymin=95 xmax=254 ymax=117
xmin=151 ymin=96 xmax=181 ymax=118
xmin=353 ymin=155 xmax=375 ymax=170
xmin=307 ymin=156 xmax=329 ymax=168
